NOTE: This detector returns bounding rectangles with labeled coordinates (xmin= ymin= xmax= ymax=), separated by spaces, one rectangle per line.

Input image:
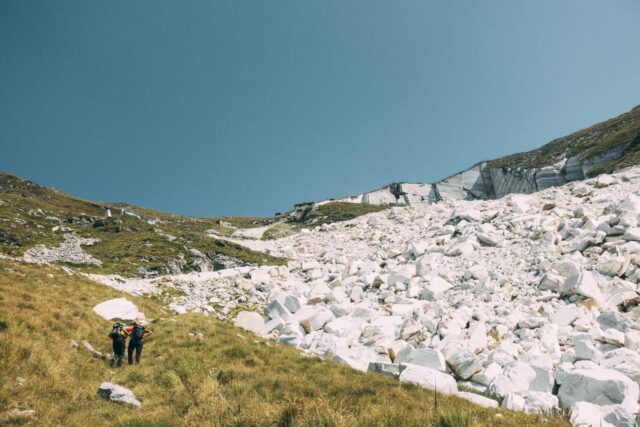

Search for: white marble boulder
xmin=93 ymin=298 xmax=143 ymax=321
xmin=97 ymin=382 xmax=141 ymax=408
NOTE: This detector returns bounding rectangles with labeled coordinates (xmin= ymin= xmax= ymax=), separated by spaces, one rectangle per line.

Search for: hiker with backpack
xmin=125 ymin=319 xmax=152 ymax=365
xmin=108 ymin=320 xmax=129 ymax=367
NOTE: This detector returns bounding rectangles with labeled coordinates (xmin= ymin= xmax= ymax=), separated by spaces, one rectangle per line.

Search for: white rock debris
xmin=91 ymin=167 xmax=640 ymax=423
xmin=23 ymin=233 xmax=102 ymax=266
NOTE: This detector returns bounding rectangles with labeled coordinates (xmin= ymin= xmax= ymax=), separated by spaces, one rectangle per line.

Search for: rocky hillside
xmin=109 ymin=167 xmax=640 ymax=426
xmin=0 ymin=259 xmax=570 ymax=426
xmin=329 ymin=104 xmax=640 ymax=206
xmin=3 ymin=105 xmax=640 ymax=426
xmin=0 ymin=172 xmax=286 ymax=277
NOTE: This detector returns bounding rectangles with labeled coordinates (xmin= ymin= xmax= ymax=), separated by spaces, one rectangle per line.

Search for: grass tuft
xmin=112 ymin=419 xmax=173 ymax=427
xmin=300 ymin=202 xmax=389 ymax=226
xmin=435 ymin=411 xmax=477 ymax=427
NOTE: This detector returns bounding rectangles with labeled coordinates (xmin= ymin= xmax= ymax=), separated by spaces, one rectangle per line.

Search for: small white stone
xmin=97 ymin=382 xmax=141 ymax=408
xmin=569 ymin=402 xmax=608 ymax=427
xmin=500 ymin=393 xmax=526 ymax=411
xmin=470 ymin=362 xmax=502 ymax=386
xmin=234 ymin=311 xmax=265 ymax=336
xmin=456 ymin=391 xmax=498 ymax=408
xmin=625 ymin=329 xmax=640 ymax=352
xmin=561 ymin=272 xmax=604 ymax=307
xmin=367 ymin=362 xmax=401 ymax=379
xmin=594 ymin=174 xmax=616 ymax=188
xmin=446 ymin=351 xmax=482 ymax=380
xmin=558 ymin=368 xmax=640 ymax=413
xmin=623 ymin=227 xmax=640 ymax=242
xmin=518 ymin=317 xmax=546 ymax=329
xmin=446 ymin=242 xmax=475 ymax=257
xmin=420 ymin=276 xmax=452 ymax=301
xmin=283 ymin=295 xmax=302 ymax=313
xmin=298 ymin=307 xmax=335 ymax=334
xmin=539 ymin=273 xmax=564 ymax=291
xmin=524 ymin=391 xmax=559 ymax=414
xmin=402 ymin=347 xmax=447 ymax=372
xmin=574 ymin=339 xmax=602 ymax=362
xmin=264 ymin=300 xmax=291 ymax=320
xmin=550 ymin=306 xmax=580 ymax=327
xmin=398 ymin=363 xmax=458 ymax=394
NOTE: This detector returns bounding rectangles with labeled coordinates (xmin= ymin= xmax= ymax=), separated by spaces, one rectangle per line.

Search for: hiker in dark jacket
xmin=125 ymin=319 xmax=152 ymax=365
xmin=108 ymin=320 xmax=129 ymax=367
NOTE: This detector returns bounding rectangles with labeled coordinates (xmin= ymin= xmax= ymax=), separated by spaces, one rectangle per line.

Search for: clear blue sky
xmin=1 ymin=1 xmax=640 ymax=217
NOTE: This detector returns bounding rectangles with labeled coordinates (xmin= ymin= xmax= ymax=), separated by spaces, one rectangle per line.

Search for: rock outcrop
xmin=333 ymin=150 xmax=624 ymax=209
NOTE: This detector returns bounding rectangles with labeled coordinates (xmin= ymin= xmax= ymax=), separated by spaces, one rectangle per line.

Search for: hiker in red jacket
xmin=124 ymin=319 xmax=152 ymax=365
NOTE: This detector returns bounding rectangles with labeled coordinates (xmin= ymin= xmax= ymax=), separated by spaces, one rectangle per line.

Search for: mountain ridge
xmin=0 ymin=171 xmax=286 ymax=277
xmin=2 ymin=103 xmax=640 ymax=276
xmin=311 ymin=104 xmax=640 ymax=208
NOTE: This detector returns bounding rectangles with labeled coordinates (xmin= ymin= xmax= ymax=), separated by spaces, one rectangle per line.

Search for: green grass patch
xmin=262 ymin=203 xmax=390 ymax=240
xmin=300 ymin=202 xmax=389 ymax=227
xmin=262 ymin=223 xmax=300 ymax=240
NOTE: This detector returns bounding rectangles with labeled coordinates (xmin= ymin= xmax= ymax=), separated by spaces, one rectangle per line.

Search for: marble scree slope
xmin=93 ymin=167 xmax=640 ymax=427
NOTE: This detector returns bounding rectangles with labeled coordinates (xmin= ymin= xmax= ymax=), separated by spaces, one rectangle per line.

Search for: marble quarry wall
xmin=339 ymin=148 xmax=624 ymax=207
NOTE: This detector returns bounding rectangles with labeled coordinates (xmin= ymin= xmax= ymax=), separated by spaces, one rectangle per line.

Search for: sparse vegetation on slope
xmin=0 ymin=259 xmax=569 ymax=426
xmin=263 ymin=202 xmax=390 ymax=240
xmin=0 ymin=172 xmax=285 ymax=276
xmin=489 ymin=104 xmax=640 ymax=173
xmin=302 ymin=202 xmax=389 ymax=226
xmin=262 ymin=223 xmax=299 ymax=240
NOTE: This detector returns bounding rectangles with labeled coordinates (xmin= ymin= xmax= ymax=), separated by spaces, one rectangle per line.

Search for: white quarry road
xmin=91 ymin=167 xmax=640 ymax=426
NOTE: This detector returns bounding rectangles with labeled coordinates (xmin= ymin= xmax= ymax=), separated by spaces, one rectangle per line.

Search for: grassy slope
xmin=263 ymin=203 xmax=390 ymax=240
xmin=0 ymin=259 xmax=569 ymax=427
xmin=304 ymin=202 xmax=389 ymax=226
xmin=0 ymin=173 xmax=286 ymax=276
xmin=488 ymin=104 xmax=640 ymax=173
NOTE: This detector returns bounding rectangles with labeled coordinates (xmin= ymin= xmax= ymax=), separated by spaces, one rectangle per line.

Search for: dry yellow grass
xmin=0 ymin=260 xmax=570 ymax=426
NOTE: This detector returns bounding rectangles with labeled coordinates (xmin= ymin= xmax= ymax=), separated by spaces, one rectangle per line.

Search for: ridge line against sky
xmin=1 ymin=1 xmax=640 ymax=217
xmin=2 ymin=99 xmax=638 ymax=216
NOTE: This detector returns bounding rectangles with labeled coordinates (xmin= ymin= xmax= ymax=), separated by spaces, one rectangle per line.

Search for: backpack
xmin=109 ymin=322 xmax=125 ymax=340
xmin=132 ymin=323 xmax=145 ymax=341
